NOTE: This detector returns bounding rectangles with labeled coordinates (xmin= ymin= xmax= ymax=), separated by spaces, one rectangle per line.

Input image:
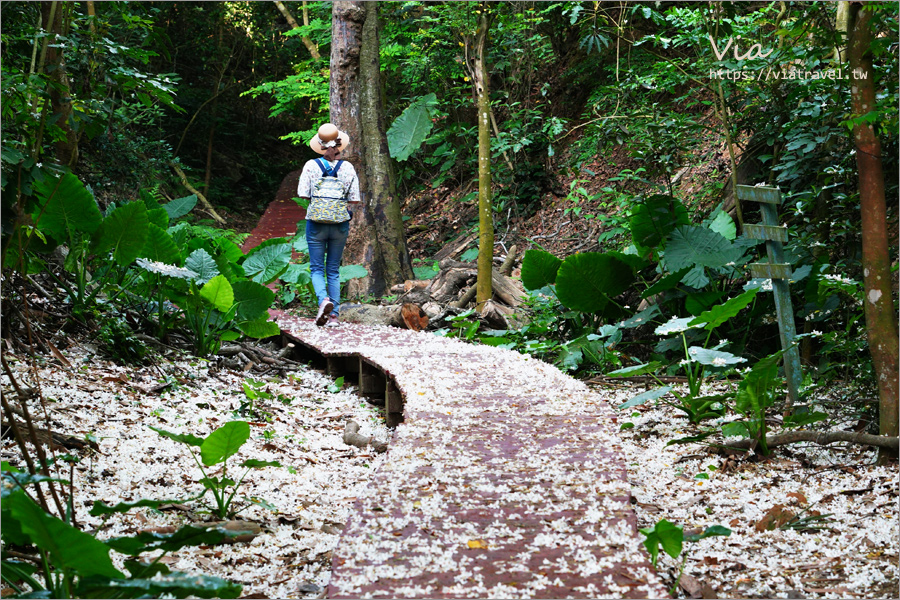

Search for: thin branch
xmin=168 ymin=162 xmax=227 ymax=225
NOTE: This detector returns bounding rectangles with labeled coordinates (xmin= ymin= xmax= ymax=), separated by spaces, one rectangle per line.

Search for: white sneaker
xmin=315 ymin=298 xmax=334 ymax=326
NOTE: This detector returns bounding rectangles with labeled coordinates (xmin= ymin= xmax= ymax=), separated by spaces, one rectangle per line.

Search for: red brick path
xmin=241 ymin=170 xmax=305 ymax=254
xmin=272 ymin=315 xmax=669 ymax=599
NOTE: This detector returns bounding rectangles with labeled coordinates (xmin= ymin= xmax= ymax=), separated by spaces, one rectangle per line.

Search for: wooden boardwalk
xmin=241 ymin=170 xmax=304 ymax=254
xmin=275 ymin=314 xmax=668 ymax=599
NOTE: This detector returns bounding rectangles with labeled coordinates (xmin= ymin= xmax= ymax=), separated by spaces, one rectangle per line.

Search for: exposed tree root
xmin=343 ymin=420 xmax=387 ymax=454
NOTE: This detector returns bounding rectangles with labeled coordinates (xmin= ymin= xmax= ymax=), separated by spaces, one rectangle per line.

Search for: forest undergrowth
xmin=1 ymin=288 xmax=896 ymax=599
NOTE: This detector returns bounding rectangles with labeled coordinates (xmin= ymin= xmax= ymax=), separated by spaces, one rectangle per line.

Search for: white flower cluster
xmin=135 ymin=258 xmax=198 ymax=280
xmin=655 ymin=315 xmax=695 ymax=335
xmin=822 ymin=273 xmax=856 ymax=285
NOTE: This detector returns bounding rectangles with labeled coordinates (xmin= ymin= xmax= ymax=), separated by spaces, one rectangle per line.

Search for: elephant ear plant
xmin=1 ymin=467 xmax=244 ymax=599
xmin=607 ymin=287 xmax=761 ymax=424
xmin=151 ymin=421 xmax=280 ymax=519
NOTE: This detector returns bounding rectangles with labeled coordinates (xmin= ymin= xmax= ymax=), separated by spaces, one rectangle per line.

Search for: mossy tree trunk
xmin=331 ymin=0 xmax=412 ymax=298
xmin=847 ymin=3 xmax=898 ymax=460
xmin=473 ymin=5 xmax=493 ymax=311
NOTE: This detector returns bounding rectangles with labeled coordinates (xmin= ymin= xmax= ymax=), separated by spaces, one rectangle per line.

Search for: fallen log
xmin=343 ymin=420 xmax=387 ymax=453
xmin=1 ymin=419 xmax=100 ymax=452
xmin=726 ymin=430 xmax=899 ymax=451
xmin=480 ymin=299 xmax=515 ymax=329
xmin=433 ymin=233 xmax=477 ymax=261
xmin=429 ymin=267 xmax=475 ymax=303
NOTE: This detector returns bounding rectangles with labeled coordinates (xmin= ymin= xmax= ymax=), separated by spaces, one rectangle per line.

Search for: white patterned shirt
xmin=297 ymin=158 xmax=361 ymax=204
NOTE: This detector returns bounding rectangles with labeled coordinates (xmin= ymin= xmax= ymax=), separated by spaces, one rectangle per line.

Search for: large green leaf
xmin=199 ymin=275 xmax=234 ymax=312
xmin=339 ymin=264 xmax=368 ymax=282
xmin=687 ymin=347 xmax=746 ymax=366
xmin=200 ymin=421 xmax=250 ymax=467
xmin=606 ymin=362 xmax=663 ymax=377
xmin=78 ymin=571 xmax=242 ymax=599
xmin=684 ymin=290 xmax=727 ymax=316
xmin=32 ymin=172 xmax=103 ymax=243
xmin=617 ymin=304 xmax=661 ymax=329
xmin=243 ymin=242 xmax=292 ymax=284
xmin=216 ymin=237 xmax=245 ymax=263
xmin=141 ymin=224 xmax=181 ymax=265
xmin=387 ymin=93 xmax=438 ymax=161
xmin=237 ymin=317 xmax=281 ymax=338
xmin=281 ymin=263 xmax=311 ymax=285
xmin=709 ymin=210 xmax=736 ymax=240
xmin=642 ymin=267 xmax=692 ymax=298
xmin=618 ymin=385 xmax=673 ymax=409
xmin=640 ymin=518 xmax=683 ymax=566
xmin=147 ymin=207 xmax=170 ymax=228
xmin=149 ymin=425 xmax=204 ymax=447
xmin=94 ymin=201 xmax=150 ymax=266
xmin=688 ymin=288 xmax=760 ymax=330
xmin=1 ymin=486 xmax=30 ymax=546
xmin=555 ymin=252 xmax=635 ymax=313
xmin=163 ymin=194 xmax=198 ymax=220
xmin=735 ymin=351 xmax=783 ymax=417
xmin=629 ymin=194 xmax=689 ymax=252
xmin=9 ymin=492 xmax=124 ymax=579
xmin=520 ymin=249 xmax=562 ymax=291
xmin=185 ymin=248 xmax=220 ymax=285
xmin=105 ymin=524 xmax=240 ymax=555
xmin=90 ymin=496 xmax=197 ymax=517
xmin=232 ymin=280 xmax=275 ymax=321
xmin=665 ymin=225 xmax=742 ymax=271
xmin=680 ymin=264 xmax=710 ymax=288
xmin=685 ymin=525 xmax=731 ymax=543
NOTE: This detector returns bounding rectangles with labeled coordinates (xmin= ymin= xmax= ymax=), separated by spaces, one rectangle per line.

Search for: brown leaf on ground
xmin=755 ymin=504 xmax=796 ymax=531
xmin=679 ymin=574 xmax=703 ymax=598
xmin=787 ymin=491 xmax=808 ymax=505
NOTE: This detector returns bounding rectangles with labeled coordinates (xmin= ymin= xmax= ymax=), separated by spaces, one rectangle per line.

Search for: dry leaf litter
xmin=2 ymin=331 xmax=897 ymax=599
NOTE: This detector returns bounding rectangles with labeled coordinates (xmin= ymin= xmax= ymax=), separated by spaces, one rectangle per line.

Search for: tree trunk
xmin=847 ymin=3 xmax=899 ymax=460
xmin=41 ymin=1 xmax=78 ymax=167
xmin=359 ymin=1 xmax=413 ymax=291
xmin=332 ymin=1 xmax=413 ymax=298
xmin=833 ymin=1 xmax=851 ymax=63
xmin=473 ymin=6 xmax=494 ymax=311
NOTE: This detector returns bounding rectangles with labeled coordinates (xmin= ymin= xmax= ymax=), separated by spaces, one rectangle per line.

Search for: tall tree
xmin=847 ymin=2 xmax=898 ymax=459
xmin=472 ymin=4 xmax=494 ymax=310
xmin=331 ymin=0 xmax=413 ymax=297
xmin=40 ymin=1 xmax=78 ymax=166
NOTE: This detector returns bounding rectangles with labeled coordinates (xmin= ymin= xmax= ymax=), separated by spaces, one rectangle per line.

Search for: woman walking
xmin=297 ymin=123 xmax=360 ymax=327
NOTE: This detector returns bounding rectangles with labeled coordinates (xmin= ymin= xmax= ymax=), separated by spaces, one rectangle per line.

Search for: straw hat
xmin=309 ymin=123 xmax=350 ymax=155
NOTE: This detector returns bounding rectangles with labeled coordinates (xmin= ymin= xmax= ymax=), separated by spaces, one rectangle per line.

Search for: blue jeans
xmin=306 ymin=220 xmax=350 ymax=315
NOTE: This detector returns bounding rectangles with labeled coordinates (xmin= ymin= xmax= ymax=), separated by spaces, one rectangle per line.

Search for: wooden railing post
xmin=738 ymin=184 xmax=803 ymax=413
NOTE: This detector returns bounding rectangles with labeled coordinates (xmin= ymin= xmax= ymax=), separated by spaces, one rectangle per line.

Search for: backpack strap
xmin=331 ymin=160 xmax=343 ymax=175
xmin=315 ymin=158 xmax=331 ymax=176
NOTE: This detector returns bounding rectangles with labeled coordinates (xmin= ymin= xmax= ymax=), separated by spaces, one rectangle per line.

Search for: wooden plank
xmin=358 ymin=359 xmax=386 ymax=404
xmin=750 ymin=262 xmax=793 ymax=280
xmin=736 ymin=184 xmax=782 ymax=205
xmin=385 ymin=379 xmax=404 ymax=428
xmin=745 ymin=223 xmax=789 ymax=243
